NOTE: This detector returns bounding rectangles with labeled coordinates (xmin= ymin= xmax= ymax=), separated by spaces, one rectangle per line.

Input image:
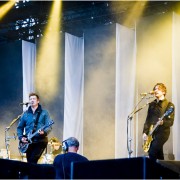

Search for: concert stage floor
xmin=0 ymin=157 xmax=179 ymax=179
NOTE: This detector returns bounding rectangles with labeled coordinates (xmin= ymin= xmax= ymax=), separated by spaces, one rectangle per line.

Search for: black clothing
xmin=53 ymin=152 xmax=88 ymax=179
xmin=143 ymin=98 xmax=175 ymax=161
xmin=26 ymin=141 xmax=47 ymax=163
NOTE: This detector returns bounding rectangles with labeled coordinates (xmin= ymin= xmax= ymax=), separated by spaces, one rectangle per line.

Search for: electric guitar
xmin=18 ymin=120 xmax=54 ymax=153
xmin=143 ymin=106 xmax=174 ymax=153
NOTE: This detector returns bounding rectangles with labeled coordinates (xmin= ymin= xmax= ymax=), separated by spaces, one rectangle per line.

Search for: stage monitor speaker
xmin=157 ymin=159 xmax=180 ymax=176
xmin=0 ymin=158 xmax=55 ymax=179
xmin=71 ymin=157 xmax=179 ymax=179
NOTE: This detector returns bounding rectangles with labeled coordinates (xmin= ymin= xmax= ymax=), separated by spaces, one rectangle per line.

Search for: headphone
xmin=62 ymin=137 xmax=79 ymax=152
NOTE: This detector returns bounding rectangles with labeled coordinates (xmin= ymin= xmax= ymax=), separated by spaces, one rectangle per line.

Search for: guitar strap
xmin=33 ymin=110 xmax=41 ymax=133
xmin=161 ymin=100 xmax=169 ymax=116
xmin=154 ymin=100 xmax=169 ymax=133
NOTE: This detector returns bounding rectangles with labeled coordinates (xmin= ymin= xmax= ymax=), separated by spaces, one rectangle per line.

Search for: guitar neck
xmin=28 ymin=124 xmax=47 ymax=139
xmin=149 ymin=114 xmax=165 ymax=136
xmin=29 ymin=131 xmax=39 ymax=139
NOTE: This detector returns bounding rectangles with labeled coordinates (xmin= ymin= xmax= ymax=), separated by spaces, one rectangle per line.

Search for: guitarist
xmin=17 ymin=92 xmax=52 ymax=163
xmin=142 ymin=83 xmax=175 ymax=161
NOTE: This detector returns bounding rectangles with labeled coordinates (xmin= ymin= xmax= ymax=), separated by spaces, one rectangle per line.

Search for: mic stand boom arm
xmin=5 ymin=113 xmax=23 ymax=159
xmin=6 ymin=114 xmax=22 ymax=130
xmin=127 ymin=95 xmax=152 ymax=158
xmin=128 ymin=102 xmax=150 ymax=120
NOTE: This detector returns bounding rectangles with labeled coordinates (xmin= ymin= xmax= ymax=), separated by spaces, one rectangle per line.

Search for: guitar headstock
xmin=48 ymin=120 xmax=54 ymax=126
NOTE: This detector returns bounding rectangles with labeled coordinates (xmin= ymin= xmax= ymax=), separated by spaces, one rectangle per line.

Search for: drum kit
xmin=38 ymin=137 xmax=62 ymax=164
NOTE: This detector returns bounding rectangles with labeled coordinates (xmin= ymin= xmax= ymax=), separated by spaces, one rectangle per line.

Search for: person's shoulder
xmin=168 ymin=101 xmax=174 ymax=106
xmin=67 ymin=152 xmax=87 ymax=159
xmin=21 ymin=110 xmax=29 ymax=118
xmin=53 ymin=154 xmax=65 ymax=166
xmin=22 ymin=110 xmax=28 ymax=115
xmin=76 ymin=153 xmax=88 ymax=161
xmin=165 ymin=99 xmax=174 ymax=106
xmin=41 ymin=108 xmax=48 ymax=112
xmin=149 ymin=99 xmax=156 ymax=106
xmin=41 ymin=108 xmax=50 ymax=115
xmin=54 ymin=153 xmax=65 ymax=160
xmin=167 ymin=101 xmax=175 ymax=110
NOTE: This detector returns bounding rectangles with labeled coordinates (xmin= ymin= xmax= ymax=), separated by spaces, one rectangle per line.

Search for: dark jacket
xmin=143 ymin=98 xmax=175 ymax=138
xmin=17 ymin=104 xmax=52 ymax=142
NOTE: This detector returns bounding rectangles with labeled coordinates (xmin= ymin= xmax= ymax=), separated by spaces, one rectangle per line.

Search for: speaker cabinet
xmin=0 ymin=158 xmax=55 ymax=179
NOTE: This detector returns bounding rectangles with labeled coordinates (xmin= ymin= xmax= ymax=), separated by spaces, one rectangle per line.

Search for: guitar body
xmin=142 ymin=125 xmax=153 ymax=153
xmin=142 ymin=106 xmax=174 ymax=153
xmin=18 ymin=132 xmax=33 ymax=153
xmin=19 ymin=141 xmax=29 ymax=153
xmin=18 ymin=120 xmax=54 ymax=154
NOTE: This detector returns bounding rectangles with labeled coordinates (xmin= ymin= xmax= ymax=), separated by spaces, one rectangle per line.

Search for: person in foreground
xmin=53 ymin=137 xmax=88 ymax=179
xmin=17 ymin=92 xmax=53 ymax=163
xmin=142 ymin=83 xmax=175 ymax=161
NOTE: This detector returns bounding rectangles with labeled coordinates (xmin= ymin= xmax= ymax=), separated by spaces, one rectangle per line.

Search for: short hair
xmin=29 ymin=92 xmax=40 ymax=100
xmin=65 ymin=137 xmax=79 ymax=148
xmin=50 ymin=137 xmax=60 ymax=143
xmin=153 ymin=83 xmax=167 ymax=96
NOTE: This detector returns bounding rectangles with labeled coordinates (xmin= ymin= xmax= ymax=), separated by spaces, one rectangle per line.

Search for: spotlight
xmin=15 ymin=3 xmax=19 ymax=9
xmin=15 ymin=0 xmax=29 ymax=8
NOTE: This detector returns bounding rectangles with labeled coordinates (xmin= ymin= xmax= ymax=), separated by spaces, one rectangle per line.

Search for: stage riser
xmin=0 ymin=158 xmax=55 ymax=179
xmin=0 ymin=157 xmax=179 ymax=179
xmin=71 ymin=157 xmax=179 ymax=179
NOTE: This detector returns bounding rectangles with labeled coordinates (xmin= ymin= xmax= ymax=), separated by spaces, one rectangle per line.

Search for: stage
xmin=0 ymin=157 xmax=179 ymax=179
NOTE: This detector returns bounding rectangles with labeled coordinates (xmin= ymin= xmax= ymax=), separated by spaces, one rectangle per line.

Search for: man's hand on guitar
xmin=143 ymin=133 xmax=147 ymax=140
xmin=38 ymin=129 xmax=45 ymax=135
xmin=157 ymin=119 xmax=164 ymax=125
xmin=21 ymin=137 xmax=28 ymax=144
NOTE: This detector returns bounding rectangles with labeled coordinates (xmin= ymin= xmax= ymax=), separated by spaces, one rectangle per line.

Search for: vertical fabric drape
xmin=64 ymin=33 xmax=84 ymax=154
xmin=115 ymin=24 xmax=136 ymax=158
xmin=22 ymin=40 xmax=36 ymax=109
xmin=172 ymin=12 xmax=180 ymax=160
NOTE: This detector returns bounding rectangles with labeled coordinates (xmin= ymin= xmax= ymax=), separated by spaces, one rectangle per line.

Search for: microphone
xmin=19 ymin=102 xmax=30 ymax=106
xmin=140 ymin=91 xmax=155 ymax=96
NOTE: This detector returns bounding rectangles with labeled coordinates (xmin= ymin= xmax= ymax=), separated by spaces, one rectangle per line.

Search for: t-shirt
xmin=53 ymin=152 xmax=88 ymax=179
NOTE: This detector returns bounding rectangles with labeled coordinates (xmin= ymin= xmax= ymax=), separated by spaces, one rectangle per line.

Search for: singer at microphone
xmin=142 ymin=83 xmax=175 ymax=161
xmin=19 ymin=102 xmax=30 ymax=106
xmin=17 ymin=92 xmax=53 ymax=164
xmin=140 ymin=91 xmax=155 ymax=96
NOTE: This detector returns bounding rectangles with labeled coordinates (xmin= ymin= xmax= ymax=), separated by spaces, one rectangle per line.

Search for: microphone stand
xmin=127 ymin=95 xmax=153 ymax=158
xmin=5 ymin=114 xmax=22 ymax=159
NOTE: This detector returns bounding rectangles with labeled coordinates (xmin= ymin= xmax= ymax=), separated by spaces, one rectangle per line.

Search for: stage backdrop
xmin=136 ymin=12 xmax=180 ymax=160
xmin=172 ymin=12 xmax=180 ymax=160
xmin=0 ymin=41 xmax=23 ymax=158
xmin=1 ymin=12 xmax=180 ymax=161
xmin=83 ymin=23 xmax=136 ymax=159
xmin=35 ymin=34 xmax=65 ymax=144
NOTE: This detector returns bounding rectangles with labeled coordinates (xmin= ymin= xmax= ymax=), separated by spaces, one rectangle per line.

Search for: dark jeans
xmin=149 ymin=135 xmax=169 ymax=161
xmin=26 ymin=141 xmax=47 ymax=163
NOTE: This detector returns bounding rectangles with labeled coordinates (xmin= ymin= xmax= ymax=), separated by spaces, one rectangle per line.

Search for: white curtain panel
xmin=22 ymin=40 xmax=36 ymax=110
xmin=64 ymin=33 xmax=84 ymax=154
xmin=172 ymin=12 xmax=180 ymax=160
xmin=115 ymin=24 xmax=136 ymax=158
